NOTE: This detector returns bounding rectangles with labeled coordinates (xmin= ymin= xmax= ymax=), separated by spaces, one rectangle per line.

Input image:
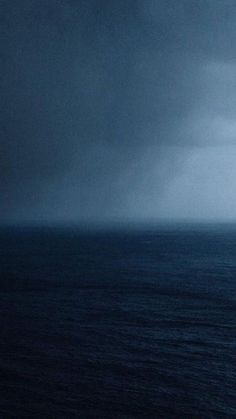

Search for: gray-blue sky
xmin=2 ymin=0 xmax=236 ymax=223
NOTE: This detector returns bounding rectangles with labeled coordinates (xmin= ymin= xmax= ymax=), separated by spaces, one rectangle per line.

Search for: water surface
xmin=0 ymin=225 xmax=236 ymax=417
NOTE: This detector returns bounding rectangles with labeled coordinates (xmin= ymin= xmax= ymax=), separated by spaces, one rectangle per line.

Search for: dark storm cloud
xmin=2 ymin=0 xmax=236 ymax=222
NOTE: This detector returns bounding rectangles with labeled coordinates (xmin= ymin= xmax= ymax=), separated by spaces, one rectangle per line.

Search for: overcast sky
xmin=2 ymin=0 xmax=236 ymax=224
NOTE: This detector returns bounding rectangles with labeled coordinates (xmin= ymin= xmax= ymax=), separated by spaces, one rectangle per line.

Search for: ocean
xmin=0 ymin=224 xmax=236 ymax=418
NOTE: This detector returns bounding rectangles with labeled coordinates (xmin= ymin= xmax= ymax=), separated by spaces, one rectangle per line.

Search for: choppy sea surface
xmin=0 ymin=224 xmax=236 ymax=418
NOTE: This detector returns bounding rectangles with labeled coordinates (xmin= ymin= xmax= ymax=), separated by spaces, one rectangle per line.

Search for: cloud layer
xmin=2 ymin=0 xmax=236 ymax=223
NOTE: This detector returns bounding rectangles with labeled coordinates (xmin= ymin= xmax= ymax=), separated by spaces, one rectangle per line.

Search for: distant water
xmin=0 ymin=225 xmax=236 ymax=418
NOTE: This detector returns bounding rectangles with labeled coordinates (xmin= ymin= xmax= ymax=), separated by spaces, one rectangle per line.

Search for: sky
xmin=2 ymin=0 xmax=236 ymax=224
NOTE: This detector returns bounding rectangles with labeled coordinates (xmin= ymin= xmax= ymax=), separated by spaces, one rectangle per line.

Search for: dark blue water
xmin=0 ymin=225 xmax=236 ymax=418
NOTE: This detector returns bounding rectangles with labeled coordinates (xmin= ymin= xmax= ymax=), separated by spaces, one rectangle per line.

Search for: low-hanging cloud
xmin=2 ymin=0 xmax=236 ymax=223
